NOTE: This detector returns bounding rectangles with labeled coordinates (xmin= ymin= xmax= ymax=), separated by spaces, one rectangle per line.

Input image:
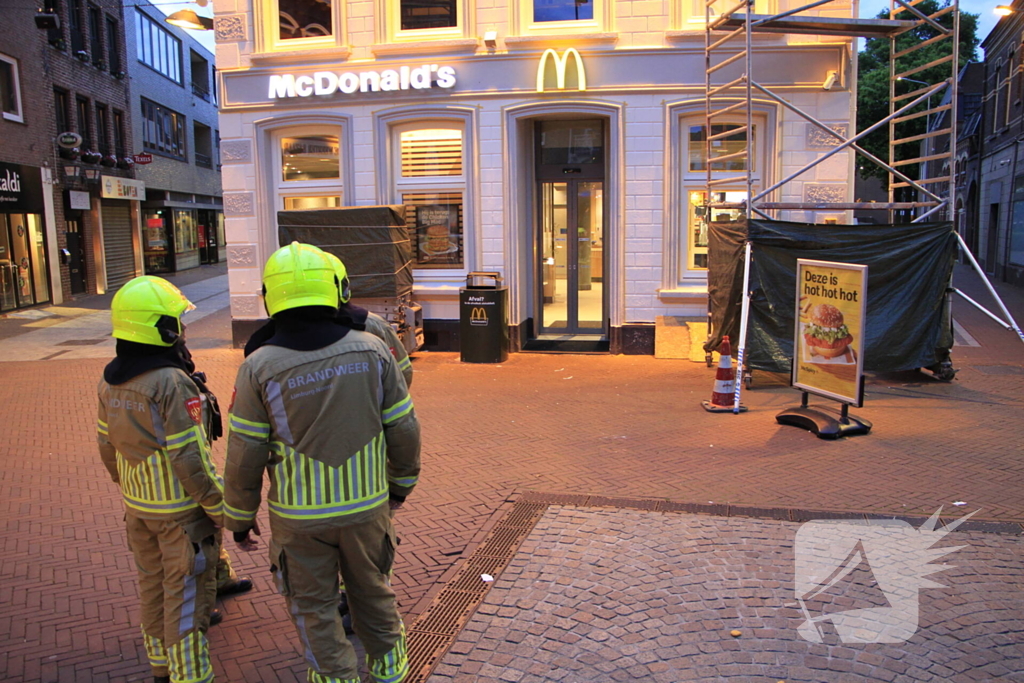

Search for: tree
xmin=856 ymin=0 xmax=979 ymax=185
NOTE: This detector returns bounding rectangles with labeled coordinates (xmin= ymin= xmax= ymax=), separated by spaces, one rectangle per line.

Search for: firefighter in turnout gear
xmin=97 ymin=276 xmax=226 ymax=683
xmin=225 ymin=243 xmax=421 ymax=683
xmin=242 ymin=251 xmax=413 ymax=388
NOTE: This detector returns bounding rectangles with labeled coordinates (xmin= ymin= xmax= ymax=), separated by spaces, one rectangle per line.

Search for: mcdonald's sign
xmin=536 ymin=48 xmax=587 ymax=92
xmin=469 ymin=307 xmax=489 ymax=326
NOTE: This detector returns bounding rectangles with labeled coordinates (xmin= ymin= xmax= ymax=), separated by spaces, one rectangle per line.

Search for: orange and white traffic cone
xmin=702 ymin=335 xmax=747 ymax=413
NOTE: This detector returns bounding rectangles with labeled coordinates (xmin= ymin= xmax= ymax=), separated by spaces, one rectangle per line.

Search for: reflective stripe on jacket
xmin=365 ymin=312 xmax=413 ymax=389
xmin=223 ymin=330 xmax=421 ymax=533
xmin=97 ymin=367 xmax=225 ymax=522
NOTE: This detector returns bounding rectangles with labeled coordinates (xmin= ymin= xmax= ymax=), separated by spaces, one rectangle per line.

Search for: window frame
xmin=663 ymin=102 xmax=774 ymax=291
xmin=257 ymin=0 xmax=344 ymax=53
xmin=106 ymin=16 xmax=121 ymax=74
xmin=54 ymin=88 xmax=69 ymax=133
xmin=96 ymin=103 xmax=109 ymax=154
xmin=88 ymin=4 xmax=104 ymax=67
xmin=513 ymin=0 xmax=610 ymax=36
xmin=135 ymin=9 xmax=182 ymax=85
xmin=0 ymin=52 xmax=24 ymax=123
xmin=390 ymin=119 xmax=468 ymax=272
xmin=382 ymin=0 xmax=468 ymax=43
xmin=273 ymin=125 xmax=346 ymax=211
xmin=76 ymin=96 xmax=92 ymax=150
xmin=141 ymin=97 xmax=187 ymax=160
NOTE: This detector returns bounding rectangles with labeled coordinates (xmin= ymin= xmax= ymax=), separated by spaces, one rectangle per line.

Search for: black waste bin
xmin=460 ymin=272 xmax=509 ymax=363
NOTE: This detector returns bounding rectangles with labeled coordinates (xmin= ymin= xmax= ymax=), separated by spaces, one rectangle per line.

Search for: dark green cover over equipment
xmin=277 ymin=206 xmax=413 ymax=300
xmin=705 ymin=219 xmax=957 ymax=374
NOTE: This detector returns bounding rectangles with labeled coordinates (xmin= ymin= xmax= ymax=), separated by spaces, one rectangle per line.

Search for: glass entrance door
xmin=535 ymin=119 xmax=606 ymax=337
xmin=538 ymin=180 xmax=604 ymax=334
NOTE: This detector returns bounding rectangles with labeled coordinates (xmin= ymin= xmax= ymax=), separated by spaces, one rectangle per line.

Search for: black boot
xmin=154 ymin=677 xmax=170 ymax=683
xmin=217 ymin=577 xmax=254 ymax=597
xmin=209 ymin=608 xmax=223 ymax=626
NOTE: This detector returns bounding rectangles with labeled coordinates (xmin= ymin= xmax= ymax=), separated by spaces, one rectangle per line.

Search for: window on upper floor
xmin=113 ymin=109 xmax=125 ymax=156
xmin=383 ymin=0 xmax=466 ymax=41
xmin=141 ymin=98 xmax=186 ymax=160
xmin=258 ymin=0 xmax=342 ymax=52
xmin=88 ymin=5 xmax=104 ymax=67
xmin=76 ymin=96 xmax=92 ymax=150
xmin=136 ymin=10 xmax=182 ymax=84
xmin=106 ymin=17 xmax=121 ymax=74
xmin=190 ymin=50 xmax=211 ymax=101
xmin=194 ymin=122 xmax=213 ymax=169
xmin=0 ymin=53 xmax=24 ymax=123
xmin=514 ymin=0 xmax=608 ymax=35
xmin=69 ymin=0 xmax=85 ymax=54
xmin=96 ymin=103 xmax=109 ymax=153
xmin=54 ymin=88 xmax=69 ymax=133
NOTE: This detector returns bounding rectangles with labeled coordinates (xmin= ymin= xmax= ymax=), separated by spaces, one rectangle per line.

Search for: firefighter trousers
xmin=126 ymin=514 xmax=218 ymax=683
xmin=270 ymin=504 xmax=407 ymax=683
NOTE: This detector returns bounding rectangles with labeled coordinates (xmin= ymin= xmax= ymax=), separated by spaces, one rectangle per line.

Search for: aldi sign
xmin=0 ymin=162 xmax=45 ymax=213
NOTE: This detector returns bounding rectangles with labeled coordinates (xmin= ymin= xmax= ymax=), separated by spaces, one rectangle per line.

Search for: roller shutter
xmin=101 ymin=200 xmax=136 ymax=288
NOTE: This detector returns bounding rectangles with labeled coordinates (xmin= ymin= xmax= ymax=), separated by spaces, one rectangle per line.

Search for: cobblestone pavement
xmin=0 ymin=264 xmax=1022 ymax=681
xmin=427 ymin=507 xmax=1024 ymax=683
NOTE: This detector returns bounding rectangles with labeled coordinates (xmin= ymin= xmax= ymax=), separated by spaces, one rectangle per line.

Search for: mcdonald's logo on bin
xmin=536 ymin=48 xmax=587 ymax=92
xmin=470 ymin=307 xmax=488 ymax=326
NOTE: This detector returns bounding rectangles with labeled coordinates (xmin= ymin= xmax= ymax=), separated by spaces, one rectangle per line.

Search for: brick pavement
xmin=1 ymin=264 xmax=1022 ymax=681
xmin=426 ymin=507 xmax=1024 ymax=683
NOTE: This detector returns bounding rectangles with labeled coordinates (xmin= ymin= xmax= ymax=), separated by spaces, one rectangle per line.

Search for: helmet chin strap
xmin=155 ymin=314 xmax=183 ymax=345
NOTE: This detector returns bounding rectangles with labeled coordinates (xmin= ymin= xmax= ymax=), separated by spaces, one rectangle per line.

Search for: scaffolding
xmin=703 ymin=0 xmax=960 ymax=222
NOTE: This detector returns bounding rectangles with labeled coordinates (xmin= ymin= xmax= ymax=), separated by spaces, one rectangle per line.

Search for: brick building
xmin=0 ymin=0 xmax=140 ymax=312
xmin=126 ymin=0 xmax=225 ymax=275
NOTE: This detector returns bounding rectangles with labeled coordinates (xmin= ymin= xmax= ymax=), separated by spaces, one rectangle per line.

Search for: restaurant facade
xmin=212 ymin=0 xmax=856 ymax=352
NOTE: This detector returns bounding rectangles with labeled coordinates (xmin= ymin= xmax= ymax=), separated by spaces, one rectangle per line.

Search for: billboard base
xmin=775 ymin=405 xmax=871 ymax=440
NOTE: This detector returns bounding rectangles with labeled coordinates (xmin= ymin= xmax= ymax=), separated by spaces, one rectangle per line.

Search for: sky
xmin=859 ymin=0 xmax=1001 ymax=58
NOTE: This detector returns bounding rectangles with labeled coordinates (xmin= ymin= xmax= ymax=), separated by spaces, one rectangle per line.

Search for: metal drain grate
xmin=411 ymin=587 xmax=487 ymax=636
xmin=473 ymin=525 xmax=534 ymax=558
xmin=405 ymin=632 xmax=452 ymax=681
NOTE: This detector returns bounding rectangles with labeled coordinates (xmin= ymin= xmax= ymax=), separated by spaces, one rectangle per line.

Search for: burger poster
xmin=414 ymin=204 xmax=461 ymax=268
xmin=793 ymin=259 xmax=868 ymax=406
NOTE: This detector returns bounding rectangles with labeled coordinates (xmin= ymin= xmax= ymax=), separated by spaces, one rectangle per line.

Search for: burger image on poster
xmin=803 ymin=303 xmax=854 ymax=360
xmin=425 ymin=224 xmax=451 ymax=254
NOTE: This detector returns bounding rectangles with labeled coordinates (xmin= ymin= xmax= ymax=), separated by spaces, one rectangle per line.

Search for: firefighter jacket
xmin=364 ymin=311 xmax=413 ymax=388
xmin=97 ymin=367 xmax=225 ymax=525
xmin=223 ymin=330 xmax=421 ymax=535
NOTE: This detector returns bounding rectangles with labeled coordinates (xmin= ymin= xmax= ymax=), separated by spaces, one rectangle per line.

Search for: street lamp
xmin=165 ymin=9 xmax=213 ymax=30
xmin=995 ymin=5 xmax=1014 ymax=16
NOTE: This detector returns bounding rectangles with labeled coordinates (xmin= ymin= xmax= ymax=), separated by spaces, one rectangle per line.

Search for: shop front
xmin=100 ymin=176 xmax=145 ymax=290
xmin=216 ymin=30 xmax=853 ymax=352
xmin=0 ymin=162 xmax=51 ymax=312
xmin=143 ymin=204 xmax=225 ymax=274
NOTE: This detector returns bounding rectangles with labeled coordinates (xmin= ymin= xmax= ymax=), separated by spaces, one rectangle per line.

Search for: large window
xmin=401 ymin=0 xmax=456 ymax=30
xmin=1010 ymin=176 xmax=1024 ymax=267
xmin=141 ymin=98 xmax=186 ymax=159
xmin=679 ymin=118 xmax=761 ymax=272
xmin=136 ymin=10 xmax=182 ymax=84
xmin=277 ymin=131 xmax=344 ymax=210
xmin=534 ymin=0 xmax=592 ymax=22
xmin=394 ymin=125 xmax=465 ymax=269
xmin=0 ymin=53 xmax=23 ymax=123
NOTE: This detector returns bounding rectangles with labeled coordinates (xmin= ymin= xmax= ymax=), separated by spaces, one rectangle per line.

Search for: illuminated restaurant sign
xmin=269 ymin=64 xmax=457 ymax=99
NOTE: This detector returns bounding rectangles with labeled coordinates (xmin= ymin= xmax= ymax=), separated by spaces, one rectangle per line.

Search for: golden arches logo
xmin=536 ymin=48 xmax=587 ymax=92
xmin=469 ymin=307 xmax=488 ymax=325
